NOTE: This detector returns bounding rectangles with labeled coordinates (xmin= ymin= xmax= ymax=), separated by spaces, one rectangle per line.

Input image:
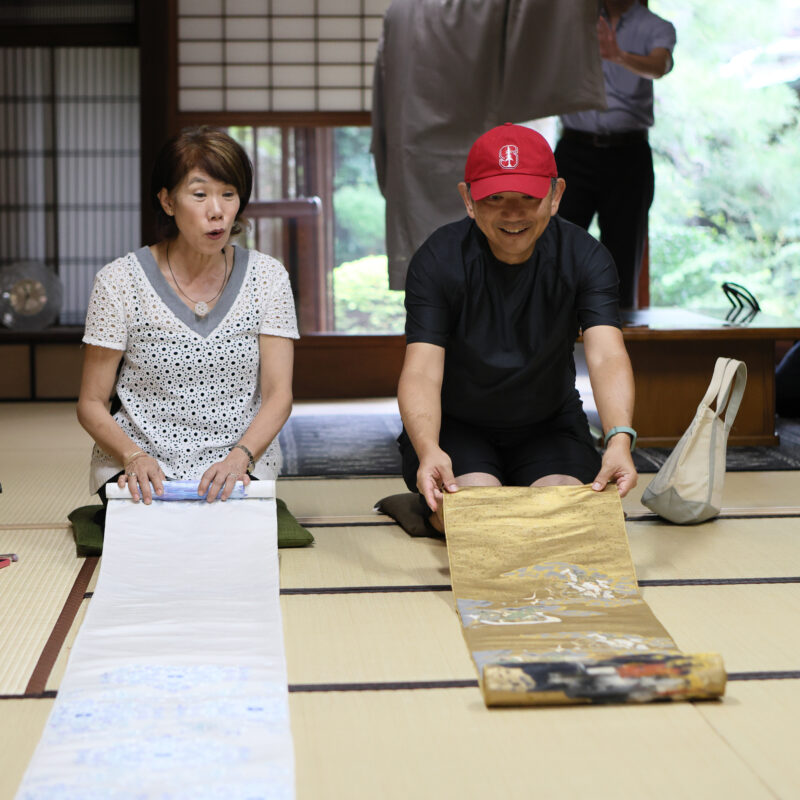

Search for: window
xmin=0 ymin=46 xmax=140 ymax=326
xmin=648 ymin=0 xmax=800 ymax=316
xmin=227 ymin=124 xmax=403 ymax=334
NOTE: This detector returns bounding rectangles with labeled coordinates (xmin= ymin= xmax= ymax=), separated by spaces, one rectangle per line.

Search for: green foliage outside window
xmin=649 ymin=0 xmax=800 ymax=315
xmin=333 ymin=128 xmax=404 ymax=332
xmin=333 ymin=255 xmax=406 ymax=333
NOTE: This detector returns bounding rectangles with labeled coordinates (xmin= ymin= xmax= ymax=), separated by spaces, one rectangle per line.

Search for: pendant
xmin=194 ymin=301 xmax=209 ymax=317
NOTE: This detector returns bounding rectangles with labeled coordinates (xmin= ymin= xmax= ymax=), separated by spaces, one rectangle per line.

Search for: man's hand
xmin=597 ymin=17 xmax=623 ymax=62
xmin=591 ymin=436 xmax=638 ymax=497
xmin=416 ymin=446 xmax=459 ymax=513
xmin=596 ymin=15 xmax=673 ymax=78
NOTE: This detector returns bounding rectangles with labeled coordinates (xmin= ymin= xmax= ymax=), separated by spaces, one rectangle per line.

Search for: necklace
xmin=166 ymin=242 xmax=229 ymax=317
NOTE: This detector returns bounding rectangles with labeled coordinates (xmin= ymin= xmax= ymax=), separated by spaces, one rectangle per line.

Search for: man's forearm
xmin=398 ymin=372 xmax=443 ymax=458
xmin=611 ymin=48 xmax=672 ymax=80
xmin=589 ymin=352 xmax=635 ymax=434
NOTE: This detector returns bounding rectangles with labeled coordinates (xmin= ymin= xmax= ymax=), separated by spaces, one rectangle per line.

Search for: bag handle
xmin=698 ymin=357 xmax=731 ymax=409
xmin=698 ymin=357 xmax=747 ymax=431
xmin=717 ymin=360 xmax=747 ymax=433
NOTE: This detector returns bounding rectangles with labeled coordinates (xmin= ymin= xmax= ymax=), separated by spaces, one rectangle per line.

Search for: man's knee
xmin=456 ymin=471 xmax=502 ymax=488
xmin=531 ymin=474 xmax=583 ymax=488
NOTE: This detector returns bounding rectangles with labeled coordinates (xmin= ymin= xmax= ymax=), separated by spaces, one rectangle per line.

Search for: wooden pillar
xmin=138 ymin=0 xmax=174 ymax=247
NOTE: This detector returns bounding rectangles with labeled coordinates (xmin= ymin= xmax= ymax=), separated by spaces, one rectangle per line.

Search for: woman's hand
xmin=198 ymin=448 xmax=252 ymax=502
xmin=118 ymin=454 xmax=165 ymax=504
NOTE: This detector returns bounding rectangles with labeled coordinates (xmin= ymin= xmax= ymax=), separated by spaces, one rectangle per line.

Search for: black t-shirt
xmin=405 ymin=215 xmax=621 ymax=428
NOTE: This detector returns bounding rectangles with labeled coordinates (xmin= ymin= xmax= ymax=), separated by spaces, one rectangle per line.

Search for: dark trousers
xmin=554 ymin=135 xmax=654 ymax=309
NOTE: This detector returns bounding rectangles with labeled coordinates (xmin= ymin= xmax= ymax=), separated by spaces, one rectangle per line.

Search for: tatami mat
xmin=644 ymin=584 xmax=800 ymax=673
xmin=3 ymin=403 xmax=800 ymax=800
xmin=0 ymin=700 xmax=53 ymax=800
xmin=288 ymin=689 xmax=774 ymax=800
xmin=629 ymin=517 xmax=800 ymax=580
xmin=0 ymin=447 xmax=96 ymax=525
xmin=281 ymin=584 xmax=798 ymax=684
xmin=280 ymin=525 xmax=448 ymax=589
xmin=696 ymin=681 xmax=800 ymax=799
xmin=281 ymin=592 xmax=475 ymax=685
xmin=0 ymin=403 xmax=92 ymax=450
xmin=0 ymin=527 xmax=83 ymax=695
xmin=278 ymin=476 xmax=406 ymax=518
xmin=281 ymin=472 xmax=800 ymax=519
xmin=282 ymin=516 xmax=800 ymax=591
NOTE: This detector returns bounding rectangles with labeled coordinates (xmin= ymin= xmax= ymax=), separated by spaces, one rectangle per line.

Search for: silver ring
xmin=227 ymin=472 xmax=239 ymax=479
xmin=128 ymin=471 xmax=137 ymax=479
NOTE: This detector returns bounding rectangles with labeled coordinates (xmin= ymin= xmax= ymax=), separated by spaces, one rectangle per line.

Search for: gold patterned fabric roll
xmin=442 ymin=485 xmax=727 ymax=707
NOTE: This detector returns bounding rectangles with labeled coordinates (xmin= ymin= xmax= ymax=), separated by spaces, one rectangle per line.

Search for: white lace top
xmin=83 ymin=245 xmax=299 ymax=493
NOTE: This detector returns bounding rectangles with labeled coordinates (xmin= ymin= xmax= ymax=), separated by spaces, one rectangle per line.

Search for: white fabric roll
xmin=17 ymin=490 xmax=294 ymax=799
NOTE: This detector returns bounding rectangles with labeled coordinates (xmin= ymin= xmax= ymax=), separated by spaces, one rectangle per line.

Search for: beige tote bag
xmin=641 ymin=357 xmax=747 ymax=524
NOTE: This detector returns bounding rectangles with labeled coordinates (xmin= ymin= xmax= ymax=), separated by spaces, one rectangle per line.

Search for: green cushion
xmin=68 ymin=505 xmax=105 ymax=557
xmin=68 ymin=497 xmax=313 ymax=557
xmin=275 ymin=498 xmax=315 ymax=547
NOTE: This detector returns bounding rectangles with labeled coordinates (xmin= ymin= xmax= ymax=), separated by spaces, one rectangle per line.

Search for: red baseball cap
xmin=465 ymin=122 xmax=557 ymax=201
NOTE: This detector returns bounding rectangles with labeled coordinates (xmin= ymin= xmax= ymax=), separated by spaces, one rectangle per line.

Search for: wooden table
xmin=621 ymin=308 xmax=800 ymax=447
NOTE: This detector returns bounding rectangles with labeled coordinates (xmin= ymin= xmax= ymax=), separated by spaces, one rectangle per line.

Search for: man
xmin=555 ymin=0 xmax=677 ymax=309
xmin=397 ymin=123 xmax=637 ymax=532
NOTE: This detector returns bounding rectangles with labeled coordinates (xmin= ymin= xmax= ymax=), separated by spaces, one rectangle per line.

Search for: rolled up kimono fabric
xmin=442 ymin=485 xmax=726 ymax=708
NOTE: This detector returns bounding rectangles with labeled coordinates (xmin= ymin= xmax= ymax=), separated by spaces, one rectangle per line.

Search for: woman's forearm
xmin=77 ymin=344 xmax=140 ymax=466
xmin=235 ymin=387 xmax=293 ymax=462
xmin=76 ymin=398 xmax=142 ymax=466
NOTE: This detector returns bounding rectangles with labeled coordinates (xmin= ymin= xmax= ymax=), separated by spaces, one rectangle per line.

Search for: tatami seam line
xmin=4 ymin=507 xmax=800 ymax=532
xmin=25 ymin=557 xmax=100 ymax=696
xmin=639 ymin=577 xmax=800 ymax=586
xmin=2 ymin=671 xmax=799 ymax=700
xmin=80 ymin=576 xmax=800 ymax=602
xmin=273 ymin=578 xmax=800 ymax=595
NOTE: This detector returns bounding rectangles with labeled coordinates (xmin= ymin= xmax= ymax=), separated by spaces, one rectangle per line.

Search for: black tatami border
xmin=277 ymin=577 xmax=800 ymax=596
xmin=84 ymin=576 xmax=800 ymax=601
xmin=306 ymin=513 xmax=800 ymax=529
xmin=3 ymin=671 xmax=800 ymax=701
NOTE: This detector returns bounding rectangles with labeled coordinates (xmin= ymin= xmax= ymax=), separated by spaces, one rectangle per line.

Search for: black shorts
xmin=399 ymin=401 xmax=601 ymax=491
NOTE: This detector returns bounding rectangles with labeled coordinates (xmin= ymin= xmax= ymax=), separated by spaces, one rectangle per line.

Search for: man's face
xmin=457 ymin=180 xmax=565 ymax=264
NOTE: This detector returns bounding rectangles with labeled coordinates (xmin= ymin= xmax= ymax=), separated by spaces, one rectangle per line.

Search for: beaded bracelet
xmin=232 ymin=443 xmax=256 ymax=473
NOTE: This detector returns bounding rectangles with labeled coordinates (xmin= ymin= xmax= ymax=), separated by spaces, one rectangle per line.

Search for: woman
xmin=77 ymin=126 xmax=298 ymax=506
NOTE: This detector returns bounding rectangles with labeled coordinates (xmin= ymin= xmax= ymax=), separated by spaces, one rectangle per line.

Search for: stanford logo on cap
xmin=499 ymin=144 xmax=518 ymax=170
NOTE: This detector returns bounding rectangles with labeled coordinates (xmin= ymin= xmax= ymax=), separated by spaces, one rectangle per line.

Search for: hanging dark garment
xmin=371 ymin=0 xmax=607 ymax=290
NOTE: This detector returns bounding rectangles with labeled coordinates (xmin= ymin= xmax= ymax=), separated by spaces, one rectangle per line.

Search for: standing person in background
xmin=555 ymin=0 xmax=676 ymax=309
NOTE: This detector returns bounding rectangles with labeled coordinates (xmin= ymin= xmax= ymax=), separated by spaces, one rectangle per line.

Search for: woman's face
xmin=159 ymin=168 xmax=240 ymax=254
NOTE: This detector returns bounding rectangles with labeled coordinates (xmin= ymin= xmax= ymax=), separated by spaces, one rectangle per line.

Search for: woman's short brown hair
xmin=150 ymin=126 xmax=253 ymax=239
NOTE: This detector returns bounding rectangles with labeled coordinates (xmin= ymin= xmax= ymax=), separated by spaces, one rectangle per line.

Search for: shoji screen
xmin=177 ymin=0 xmax=390 ymax=113
xmin=0 ymin=46 xmax=139 ymax=325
